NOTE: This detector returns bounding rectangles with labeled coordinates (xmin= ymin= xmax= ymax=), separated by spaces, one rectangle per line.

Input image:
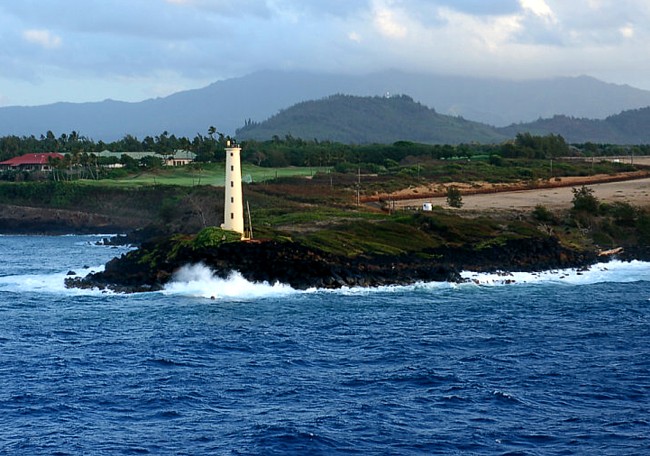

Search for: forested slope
xmin=499 ymin=107 xmax=650 ymax=144
xmin=236 ymin=95 xmax=507 ymax=145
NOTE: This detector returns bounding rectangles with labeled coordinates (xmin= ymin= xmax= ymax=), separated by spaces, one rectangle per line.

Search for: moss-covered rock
xmin=192 ymin=227 xmax=241 ymax=249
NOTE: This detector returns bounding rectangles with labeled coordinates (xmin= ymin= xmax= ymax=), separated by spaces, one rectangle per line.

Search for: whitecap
xmin=309 ymin=280 xmax=457 ymax=296
xmin=162 ymin=260 xmax=650 ymax=299
xmin=0 ymin=264 xmax=116 ymax=296
xmin=460 ymin=260 xmax=650 ymax=287
xmin=6 ymin=260 xmax=649 ymax=299
xmin=162 ymin=263 xmax=296 ymax=300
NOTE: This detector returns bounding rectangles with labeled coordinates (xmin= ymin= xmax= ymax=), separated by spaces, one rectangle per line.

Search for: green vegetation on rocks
xmin=192 ymin=227 xmax=242 ymax=249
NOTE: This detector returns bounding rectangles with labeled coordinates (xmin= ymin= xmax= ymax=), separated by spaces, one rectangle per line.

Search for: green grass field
xmin=78 ymin=164 xmax=329 ymax=188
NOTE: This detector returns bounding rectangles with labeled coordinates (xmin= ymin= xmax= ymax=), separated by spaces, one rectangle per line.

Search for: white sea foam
xmin=162 ymin=263 xmax=296 ymax=300
xmin=304 ymin=260 xmax=649 ymax=294
xmin=0 ymin=264 xmax=110 ymax=296
xmin=312 ymin=280 xmax=456 ymax=295
xmin=162 ymin=260 xmax=649 ymax=299
xmin=164 ymin=264 xmax=461 ymax=299
xmin=460 ymin=260 xmax=650 ymax=287
xmin=68 ymin=233 xmax=121 ymax=238
xmin=2 ymin=260 xmax=648 ymax=298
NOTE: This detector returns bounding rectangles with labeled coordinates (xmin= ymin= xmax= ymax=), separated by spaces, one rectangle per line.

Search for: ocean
xmin=0 ymin=235 xmax=648 ymax=455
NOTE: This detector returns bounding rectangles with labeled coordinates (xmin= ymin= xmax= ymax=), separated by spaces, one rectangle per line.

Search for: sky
xmin=1 ymin=0 xmax=649 ymax=107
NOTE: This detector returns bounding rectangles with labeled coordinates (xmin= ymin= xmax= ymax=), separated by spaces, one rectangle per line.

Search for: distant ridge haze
xmin=1 ymin=70 xmax=650 ymax=141
xmin=236 ymin=94 xmax=650 ymax=145
xmin=500 ymin=107 xmax=650 ymax=144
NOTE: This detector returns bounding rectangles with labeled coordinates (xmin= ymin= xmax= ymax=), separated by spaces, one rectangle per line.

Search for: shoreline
xmin=74 ymin=258 xmax=649 ymax=297
xmin=65 ymin=234 xmax=606 ymax=293
xmin=66 ymin=248 xmax=645 ymax=294
xmin=0 ymin=203 xmax=142 ymax=236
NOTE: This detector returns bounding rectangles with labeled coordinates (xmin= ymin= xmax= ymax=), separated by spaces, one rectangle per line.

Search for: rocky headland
xmin=65 ymin=226 xmax=602 ymax=293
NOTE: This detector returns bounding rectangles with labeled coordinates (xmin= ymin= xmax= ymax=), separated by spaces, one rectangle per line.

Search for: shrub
xmin=384 ymin=159 xmax=399 ymax=170
xmin=192 ymin=226 xmax=241 ymax=249
xmin=488 ymin=154 xmax=503 ymax=166
xmin=333 ymin=162 xmax=356 ymax=173
xmin=446 ymin=186 xmax=463 ymax=208
xmin=159 ymin=198 xmax=180 ymax=224
xmin=591 ymin=229 xmax=614 ymax=247
xmin=532 ymin=204 xmax=555 ymax=223
xmin=517 ymin=168 xmax=534 ymax=179
xmin=610 ymin=202 xmax=637 ymax=227
xmin=571 ymin=186 xmax=599 ymax=213
xmin=637 ymin=212 xmax=650 ymax=243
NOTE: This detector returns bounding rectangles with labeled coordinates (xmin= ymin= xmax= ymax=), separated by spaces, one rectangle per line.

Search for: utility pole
xmin=356 ymin=167 xmax=361 ymax=206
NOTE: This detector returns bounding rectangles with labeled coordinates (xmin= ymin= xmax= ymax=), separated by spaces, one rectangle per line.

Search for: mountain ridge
xmin=237 ymin=94 xmax=650 ymax=145
xmin=1 ymin=70 xmax=650 ymax=141
xmin=236 ymin=94 xmax=507 ymax=144
xmin=499 ymin=107 xmax=650 ymax=144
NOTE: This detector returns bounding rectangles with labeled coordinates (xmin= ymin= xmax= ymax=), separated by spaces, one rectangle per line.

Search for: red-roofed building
xmin=0 ymin=153 xmax=64 ymax=172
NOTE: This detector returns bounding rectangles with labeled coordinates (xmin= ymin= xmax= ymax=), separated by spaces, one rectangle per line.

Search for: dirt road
xmin=391 ymin=177 xmax=650 ymax=213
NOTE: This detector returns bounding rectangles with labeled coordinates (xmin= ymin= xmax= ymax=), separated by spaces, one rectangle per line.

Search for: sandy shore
xmin=389 ymin=176 xmax=650 ymax=213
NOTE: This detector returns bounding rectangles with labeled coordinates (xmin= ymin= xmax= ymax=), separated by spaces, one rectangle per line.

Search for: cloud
xmin=22 ymin=29 xmax=62 ymax=49
xmin=281 ymin=0 xmax=370 ymax=18
xmin=1 ymin=0 xmax=650 ymax=106
xmin=619 ymin=24 xmax=635 ymax=38
xmin=412 ymin=0 xmax=521 ymax=16
xmin=520 ymin=0 xmax=556 ymax=22
xmin=348 ymin=31 xmax=363 ymax=43
xmin=372 ymin=5 xmax=409 ymax=39
xmin=165 ymin=0 xmax=272 ymax=17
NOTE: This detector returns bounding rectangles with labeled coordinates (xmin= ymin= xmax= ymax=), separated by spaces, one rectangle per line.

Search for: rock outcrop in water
xmin=65 ymin=232 xmax=598 ymax=293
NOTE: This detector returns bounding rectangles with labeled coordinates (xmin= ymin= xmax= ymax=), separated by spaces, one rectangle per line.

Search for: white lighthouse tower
xmin=221 ymin=139 xmax=247 ymax=239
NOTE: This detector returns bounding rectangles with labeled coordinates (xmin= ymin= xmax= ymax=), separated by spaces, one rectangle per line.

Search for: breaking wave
xmin=1 ymin=257 xmax=647 ymax=299
xmin=162 ymin=263 xmax=296 ymax=300
xmin=460 ymin=260 xmax=650 ymax=287
xmin=0 ymin=265 xmax=109 ymax=296
xmin=160 ymin=261 xmax=650 ymax=300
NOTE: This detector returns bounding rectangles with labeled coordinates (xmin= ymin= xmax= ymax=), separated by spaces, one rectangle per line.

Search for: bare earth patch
xmin=371 ymin=172 xmax=650 ymax=214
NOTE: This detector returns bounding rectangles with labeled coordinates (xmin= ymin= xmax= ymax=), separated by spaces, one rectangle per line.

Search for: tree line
xmin=1 ymin=129 xmax=649 ymax=170
xmin=0 ymin=128 xmax=230 ymax=163
xmin=240 ymin=133 xmax=650 ymax=169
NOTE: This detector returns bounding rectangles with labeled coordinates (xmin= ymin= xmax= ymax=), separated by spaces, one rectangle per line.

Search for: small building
xmin=97 ymin=151 xmax=157 ymax=163
xmin=164 ymin=150 xmax=196 ymax=167
xmin=96 ymin=150 xmax=196 ymax=167
xmin=422 ymin=202 xmax=433 ymax=211
xmin=0 ymin=153 xmax=64 ymax=172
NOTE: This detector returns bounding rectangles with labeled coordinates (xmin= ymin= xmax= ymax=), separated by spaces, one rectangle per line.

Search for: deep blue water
xmin=0 ymin=235 xmax=649 ymax=455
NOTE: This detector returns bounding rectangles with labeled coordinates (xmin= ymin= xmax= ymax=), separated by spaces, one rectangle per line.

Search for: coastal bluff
xmin=65 ymin=228 xmax=598 ymax=293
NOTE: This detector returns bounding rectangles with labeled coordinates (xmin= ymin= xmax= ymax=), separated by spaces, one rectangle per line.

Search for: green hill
xmin=499 ymin=107 xmax=650 ymax=144
xmin=236 ymin=94 xmax=507 ymax=145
